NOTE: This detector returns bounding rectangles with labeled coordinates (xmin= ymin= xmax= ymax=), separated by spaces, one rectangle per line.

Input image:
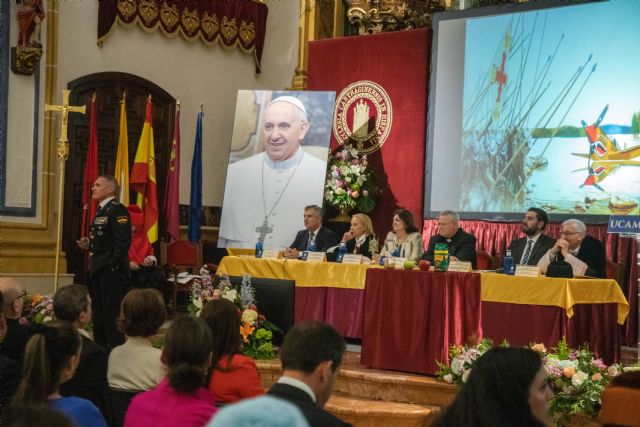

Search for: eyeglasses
xmin=559 ymin=231 xmax=581 ymax=236
xmin=10 ymin=290 xmax=27 ymax=305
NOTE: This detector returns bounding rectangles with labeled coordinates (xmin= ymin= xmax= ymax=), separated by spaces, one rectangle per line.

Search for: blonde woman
xmin=340 ymin=213 xmax=375 ymax=259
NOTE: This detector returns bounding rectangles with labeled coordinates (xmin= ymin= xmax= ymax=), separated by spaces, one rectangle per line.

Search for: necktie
xmin=521 ymin=240 xmax=533 ymax=265
xmin=307 ymin=231 xmax=315 ymax=250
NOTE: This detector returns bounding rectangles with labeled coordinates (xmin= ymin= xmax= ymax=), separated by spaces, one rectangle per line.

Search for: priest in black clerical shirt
xmin=422 ymin=210 xmax=477 ymax=268
xmin=285 ymin=205 xmax=338 ymax=258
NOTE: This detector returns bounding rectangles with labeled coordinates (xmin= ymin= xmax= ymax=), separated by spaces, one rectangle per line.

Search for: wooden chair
xmin=160 ymin=239 xmax=203 ymax=313
xmin=605 ymin=258 xmax=626 ymax=286
xmin=476 ymin=250 xmax=498 ymax=270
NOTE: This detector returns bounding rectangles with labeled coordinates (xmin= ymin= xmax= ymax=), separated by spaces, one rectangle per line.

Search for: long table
xmin=217 ymin=256 xmax=376 ymax=338
xmin=361 ymin=270 xmax=629 ymax=375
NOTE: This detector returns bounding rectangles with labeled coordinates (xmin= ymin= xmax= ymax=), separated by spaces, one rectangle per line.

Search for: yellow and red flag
xmin=80 ymin=94 xmax=99 ymax=237
xmin=114 ymin=93 xmax=129 ymax=205
xmin=130 ymin=97 xmax=158 ymax=244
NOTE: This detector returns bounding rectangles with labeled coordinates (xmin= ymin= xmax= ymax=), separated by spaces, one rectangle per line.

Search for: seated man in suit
xmin=54 ymin=284 xmax=109 ymax=416
xmin=508 ymin=207 xmax=556 ymax=266
xmin=0 ymin=277 xmax=31 ymax=365
xmin=268 ymin=321 xmax=351 ymax=427
xmin=537 ymin=219 xmax=606 ymax=278
xmin=284 ymin=205 xmax=339 ymax=259
xmin=422 ymin=210 xmax=477 ymax=268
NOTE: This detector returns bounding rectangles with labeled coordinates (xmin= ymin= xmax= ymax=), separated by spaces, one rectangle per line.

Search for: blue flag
xmin=188 ymin=111 xmax=203 ymax=243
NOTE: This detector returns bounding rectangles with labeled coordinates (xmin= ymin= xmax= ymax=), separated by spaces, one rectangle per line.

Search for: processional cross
xmin=45 ymin=89 xmax=86 ymax=290
xmin=256 ymin=218 xmax=273 ymax=242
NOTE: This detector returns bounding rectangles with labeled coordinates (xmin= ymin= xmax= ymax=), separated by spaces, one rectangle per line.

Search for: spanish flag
xmin=114 ymin=93 xmax=129 ymax=205
xmin=130 ymin=97 xmax=158 ymax=244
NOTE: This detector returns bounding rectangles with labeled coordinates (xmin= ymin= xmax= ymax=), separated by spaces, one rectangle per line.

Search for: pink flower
xmin=563 ymin=366 xmax=576 ymax=378
xmin=592 ymin=358 xmax=607 ymax=370
xmin=591 ymin=373 xmax=602 ymax=381
xmin=352 ymin=191 xmax=360 ymax=198
xmin=19 ymin=316 xmax=28 ymax=326
xmin=363 ymin=190 xmax=369 ymax=197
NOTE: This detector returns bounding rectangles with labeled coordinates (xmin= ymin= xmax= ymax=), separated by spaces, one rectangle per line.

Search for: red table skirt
xmin=295 ymin=287 xmax=365 ymax=339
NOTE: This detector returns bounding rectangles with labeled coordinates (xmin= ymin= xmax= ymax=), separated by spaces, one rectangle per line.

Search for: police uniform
xmin=90 ymin=198 xmax=131 ymax=349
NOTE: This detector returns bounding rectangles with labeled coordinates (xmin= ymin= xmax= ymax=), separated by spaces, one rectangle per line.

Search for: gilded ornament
xmin=160 ymin=1 xmax=179 ymax=30
xmin=138 ymin=0 xmax=159 ymax=25
xmin=57 ymin=141 xmax=69 ymax=161
xmin=202 ymin=12 xmax=219 ymax=38
xmin=10 ymin=46 xmax=43 ymax=76
xmin=117 ymin=0 xmax=136 ymax=19
xmin=346 ymin=0 xmax=444 ymax=34
xmin=239 ymin=20 xmax=255 ymax=44
xmin=181 ymin=7 xmax=200 ymax=36
xmin=221 ymin=16 xmax=238 ymax=42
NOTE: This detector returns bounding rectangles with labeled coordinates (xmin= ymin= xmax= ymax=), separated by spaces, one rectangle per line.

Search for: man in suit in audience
xmin=538 ymin=218 xmax=606 ymax=278
xmin=422 ymin=210 xmax=477 ymax=268
xmin=285 ymin=205 xmax=339 ymax=259
xmin=54 ymin=284 xmax=109 ymax=416
xmin=268 ymin=321 xmax=351 ymax=427
xmin=508 ymin=207 xmax=556 ymax=266
xmin=0 ymin=277 xmax=31 ymax=365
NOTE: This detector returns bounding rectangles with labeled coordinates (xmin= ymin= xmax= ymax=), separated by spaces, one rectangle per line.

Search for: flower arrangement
xmin=188 ymin=267 xmax=280 ymax=359
xmin=435 ymin=337 xmax=621 ymax=426
xmin=20 ymin=293 xmax=54 ymax=325
xmin=324 ymin=145 xmax=378 ymax=213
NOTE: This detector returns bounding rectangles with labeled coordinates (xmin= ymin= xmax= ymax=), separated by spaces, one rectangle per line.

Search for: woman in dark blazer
xmin=341 ymin=213 xmax=375 ymax=259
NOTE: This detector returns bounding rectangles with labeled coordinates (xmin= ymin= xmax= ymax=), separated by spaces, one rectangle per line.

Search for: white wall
xmin=56 ymin=1 xmax=300 ymax=206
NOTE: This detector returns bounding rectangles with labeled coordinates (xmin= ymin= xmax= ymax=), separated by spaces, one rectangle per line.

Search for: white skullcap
xmin=268 ymin=96 xmax=308 ymax=121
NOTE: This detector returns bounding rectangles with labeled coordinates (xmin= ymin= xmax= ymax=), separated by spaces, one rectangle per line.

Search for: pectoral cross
xmin=256 ymin=218 xmax=274 ymax=242
xmin=45 ymin=89 xmax=86 ymax=291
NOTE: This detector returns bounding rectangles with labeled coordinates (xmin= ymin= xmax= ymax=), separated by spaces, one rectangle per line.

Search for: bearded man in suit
xmin=508 ymin=207 xmax=556 ymax=266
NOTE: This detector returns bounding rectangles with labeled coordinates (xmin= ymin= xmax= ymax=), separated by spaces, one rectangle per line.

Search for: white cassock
xmin=218 ymin=146 xmax=327 ymax=249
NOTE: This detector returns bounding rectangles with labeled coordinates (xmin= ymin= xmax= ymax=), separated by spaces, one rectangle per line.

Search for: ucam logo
xmin=608 ymin=215 xmax=640 ymax=234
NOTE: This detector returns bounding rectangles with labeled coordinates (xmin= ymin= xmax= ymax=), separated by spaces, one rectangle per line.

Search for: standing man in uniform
xmin=77 ymin=175 xmax=131 ymax=349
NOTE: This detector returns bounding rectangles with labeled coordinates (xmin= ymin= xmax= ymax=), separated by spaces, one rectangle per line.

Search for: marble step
xmin=325 ymin=394 xmax=436 ymax=427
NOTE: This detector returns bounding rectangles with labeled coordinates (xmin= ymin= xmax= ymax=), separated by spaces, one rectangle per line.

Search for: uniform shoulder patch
xmin=116 ymin=216 xmax=129 ymax=224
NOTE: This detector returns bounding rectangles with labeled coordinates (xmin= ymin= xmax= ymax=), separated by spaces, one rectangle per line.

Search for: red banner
xmin=98 ymin=0 xmax=268 ymax=73
xmin=308 ymin=29 xmax=430 ymax=237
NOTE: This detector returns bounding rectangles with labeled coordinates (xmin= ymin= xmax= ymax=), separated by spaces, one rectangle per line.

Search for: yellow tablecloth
xmin=217 ymin=256 xmax=381 ymax=289
xmin=480 ymin=273 xmax=629 ymax=324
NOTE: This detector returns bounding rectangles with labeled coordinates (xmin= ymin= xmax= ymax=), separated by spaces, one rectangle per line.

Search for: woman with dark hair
xmin=108 ymin=288 xmax=166 ymax=391
xmin=200 ymin=299 xmax=264 ymax=404
xmin=11 ymin=321 xmax=108 ymax=427
xmin=376 ymin=208 xmax=424 ymax=263
xmin=432 ymin=347 xmax=553 ymax=427
xmin=124 ymin=316 xmax=217 ymax=426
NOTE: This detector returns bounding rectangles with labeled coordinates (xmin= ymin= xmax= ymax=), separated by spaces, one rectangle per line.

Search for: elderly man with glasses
xmin=0 ymin=277 xmax=32 ymax=364
xmin=537 ymin=219 xmax=606 ymax=278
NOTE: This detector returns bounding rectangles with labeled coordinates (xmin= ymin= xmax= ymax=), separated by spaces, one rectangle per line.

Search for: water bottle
xmin=503 ymin=249 xmax=515 ymax=275
xmin=255 ymin=240 xmax=263 ymax=258
xmin=379 ymin=255 xmax=387 ymax=266
xmin=336 ymin=242 xmax=347 ymax=263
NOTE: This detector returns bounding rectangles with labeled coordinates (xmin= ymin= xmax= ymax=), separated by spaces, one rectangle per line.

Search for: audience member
xmin=376 ymin=208 xmax=423 ymax=263
xmin=208 ymin=395 xmax=310 ymax=427
xmin=0 ymin=277 xmax=31 ymax=365
xmin=508 ymin=207 xmax=556 ymax=266
xmin=128 ymin=204 xmax=163 ymax=290
xmin=267 ymin=321 xmax=351 ymax=427
xmin=422 ymin=210 xmax=477 ymax=268
xmin=285 ymin=205 xmax=339 ymax=258
xmin=340 ymin=213 xmax=375 ymax=259
xmin=53 ymin=284 xmax=109 ymax=415
xmin=432 ymin=347 xmax=552 ymax=427
xmin=12 ymin=321 xmax=108 ymax=427
xmin=600 ymin=371 xmax=640 ymax=426
xmin=537 ymin=219 xmax=606 ymax=278
xmin=3 ymin=403 xmax=74 ymax=427
xmin=200 ymin=299 xmax=264 ymax=404
xmin=124 ymin=316 xmax=217 ymax=427
xmin=108 ymin=288 xmax=166 ymax=391
xmin=0 ymin=291 xmax=21 ymax=407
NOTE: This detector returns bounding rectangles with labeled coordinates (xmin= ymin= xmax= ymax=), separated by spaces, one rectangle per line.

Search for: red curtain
xmin=422 ymin=219 xmax=638 ymax=346
xmin=308 ymin=29 xmax=430 ymax=236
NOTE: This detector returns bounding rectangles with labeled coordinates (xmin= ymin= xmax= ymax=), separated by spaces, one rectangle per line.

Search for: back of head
xmin=53 ymin=284 xmax=89 ymax=322
xmin=280 ymin=321 xmax=345 ymax=374
xmin=208 ymin=396 xmax=310 ymax=427
xmin=433 ymin=347 xmax=543 ymax=427
xmin=13 ymin=321 xmax=82 ymax=404
xmin=4 ymin=403 xmax=74 ymax=427
xmin=117 ymin=288 xmax=166 ymax=337
xmin=200 ymin=299 xmax=241 ymax=369
xmin=163 ymin=315 xmax=212 ymax=394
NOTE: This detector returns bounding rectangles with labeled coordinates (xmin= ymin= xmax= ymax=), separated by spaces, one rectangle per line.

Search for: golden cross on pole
xmin=45 ymin=89 xmax=86 ymax=290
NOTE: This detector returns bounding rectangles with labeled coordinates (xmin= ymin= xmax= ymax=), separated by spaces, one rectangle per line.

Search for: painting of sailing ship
xmin=460 ymin=0 xmax=640 ymax=216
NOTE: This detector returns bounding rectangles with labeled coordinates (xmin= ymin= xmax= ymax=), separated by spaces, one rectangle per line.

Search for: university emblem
xmin=333 ymin=80 xmax=392 ymax=154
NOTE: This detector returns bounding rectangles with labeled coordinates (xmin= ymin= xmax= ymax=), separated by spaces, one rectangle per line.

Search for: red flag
xmin=81 ymin=94 xmax=99 ymax=237
xmin=130 ymin=97 xmax=159 ymax=244
xmin=164 ymin=102 xmax=180 ymax=242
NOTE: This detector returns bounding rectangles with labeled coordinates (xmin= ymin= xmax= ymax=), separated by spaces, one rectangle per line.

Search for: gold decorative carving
xmin=201 ymin=12 xmax=219 ymax=37
xmin=138 ymin=0 xmax=159 ymax=25
xmin=221 ymin=16 xmax=238 ymax=42
xmin=239 ymin=20 xmax=255 ymax=44
xmin=10 ymin=46 xmax=43 ymax=76
xmin=346 ymin=0 xmax=444 ymax=34
xmin=160 ymin=1 xmax=179 ymax=30
xmin=117 ymin=0 xmax=136 ymax=19
xmin=181 ymin=7 xmax=200 ymax=36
